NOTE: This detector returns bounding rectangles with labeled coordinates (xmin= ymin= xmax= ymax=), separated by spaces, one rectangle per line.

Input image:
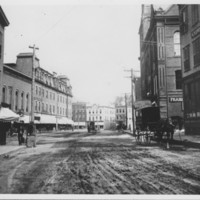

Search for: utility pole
xmin=29 ymin=44 xmax=39 ymax=123
xmin=124 ymin=68 xmax=139 ymax=135
xmin=125 ymin=93 xmax=128 ymax=128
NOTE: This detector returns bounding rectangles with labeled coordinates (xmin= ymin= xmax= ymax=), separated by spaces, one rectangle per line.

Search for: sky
xmin=1 ymin=0 xmax=181 ymax=105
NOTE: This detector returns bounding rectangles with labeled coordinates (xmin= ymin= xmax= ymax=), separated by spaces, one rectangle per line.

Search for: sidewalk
xmin=0 ymin=129 xmax=76 ymax=156
xmin=124 ymin=129 xmax=200 ymax=144
xmin=0 ymin=134 xmax=25 ymax=156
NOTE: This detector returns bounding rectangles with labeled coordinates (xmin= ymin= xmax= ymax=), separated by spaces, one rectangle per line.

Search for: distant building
xmin=115 ymin=105 xmax=133 ymax=130
xmin=139 ymin=5 xmax=183 ymax=119
xmin=72 ymin=102 xmax=87 ymax=128
xmin=2 ymin=52 xmax=73 ymax=130
xmin=179 ymin=5 xmax=200 ymax=134
xmin=86 ymin=104 xmax=115 ymax=129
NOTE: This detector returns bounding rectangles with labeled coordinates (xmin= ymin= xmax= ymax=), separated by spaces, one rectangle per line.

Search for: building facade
xmin=2 ymin=53 xmax=73 ymax=130
xmin=179 ymin=5 xmax=200 ymax=134
xmin=86 ymin=104 xmax=115 ymax=129
xmin=0 ymin=6 xmax=9 ymax=102
xmin=115 ymin=105 xmax=133 ymax=130
xmin=139 ymin=5 xmax=183 ymax=120
xmin=72 ymin=102 xmax=87 ymax=128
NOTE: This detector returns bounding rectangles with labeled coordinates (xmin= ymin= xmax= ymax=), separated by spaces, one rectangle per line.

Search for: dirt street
xmin=0 ymin=130 xmax=200 ymax=194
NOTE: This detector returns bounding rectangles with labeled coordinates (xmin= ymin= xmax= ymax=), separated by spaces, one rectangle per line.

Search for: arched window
xmin=174 ymin=31 xmax=180 ymax=56
xmin=26 ymin=93 xmax=29 ymax=112
xmin=21 ymin=92 xmax=24 ymax=110
xmin=15 ymin=90 xmax=19 ymax=111
xmin=2 ymin=86 xmax=6 ymax=103
xmin=8 ymin=87 xmax=12 ymax=107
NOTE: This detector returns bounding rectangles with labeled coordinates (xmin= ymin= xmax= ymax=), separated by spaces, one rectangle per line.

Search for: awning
xmin=40 ymin=114 xmax=56 ymax=124
xmin=67 ymin=119 xmax=74 ymax=125
xmin=19 ymin=115 xmax=30 ymax=123
xmin=19 ymin=114 xmax=74 ymax=125
xmin=0 ymin=107 xmax=19 ymax=122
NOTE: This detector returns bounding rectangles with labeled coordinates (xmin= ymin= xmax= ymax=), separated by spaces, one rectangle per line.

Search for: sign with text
xmin=169 ymin=97 xmax=183 ymax=103
xmin=134 ymin=100 xmax=151 ymax=110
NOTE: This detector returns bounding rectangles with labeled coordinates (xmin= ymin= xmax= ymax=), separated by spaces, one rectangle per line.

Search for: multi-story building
xmin=179 ymin=5 xmax=200 ymax=134
xmin=2 ymin=52 xmax=73 ymax=130
xmin=0 ymin=6 xmax=9 ymax=101
xmin=115 ymin=105 xmax=133 ymax=130
xmin=72 ymin=102 xmax=87 ymax=129
xmin=139 ymin=4 xmax=183 ymax=120
xmin=86 ymin=104 xmax=115 ymax=129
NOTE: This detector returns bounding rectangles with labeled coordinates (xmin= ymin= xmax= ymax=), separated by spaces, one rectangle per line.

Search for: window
xmin=46 ymin=104 xmax=48 ymax=112
xmin=42 ymin=103 xmax=44 ymax=111
xmin=2 ymin=86 xmax=6 ymax=103
xmin=42 ymin=88 xmax=44 ymax=97
xmin=174 ymin=32 xmax=180 ymax=56
xmin=183 ymin=45 xmax=190 ymax=71
xmin=15 ymin=90 xmax=18 ymax=111
xmin=35 ymin=101 xmax=37 ymax=111
xmin=8 ymin=87 xmax=12 ymax=107
xmin=175 ymin=70 xmax=182 ymax=89
xmin=36 ymin=86 xmax=38 ymax=95
xmin=0 ymin=32 xmax=2 ymax=59
xmin=157 ymin=27 xmax=165 ymax=60
xmin=26 ymin=94 xmax=29 ymax=112
xmin=46 ymin=90 xmax=48 ymax=98
xmin=39 ymin=87 xmax=41 ymax=96
xmin=21 ymin=92 xmax=24 ymax=110
xmin=192 ymin=5 xmax=199 ymax=26
xmin=181 ymin=7 xmax=188 ymax=34
xmin=38 ymin=102 xmax=41 ymax=112
xmin=193 ymin=37 xmax=200 ymax=67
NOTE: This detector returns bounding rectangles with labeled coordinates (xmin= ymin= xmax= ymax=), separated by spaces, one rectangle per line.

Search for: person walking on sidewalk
xmin=17 ymin=123 xmax=25 ymax=145
xmin=27 ymin=122 xmax=37 ymax=147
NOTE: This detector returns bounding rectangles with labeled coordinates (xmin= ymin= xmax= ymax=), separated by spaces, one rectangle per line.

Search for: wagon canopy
xmin=0 ymin=107 xmax=19 ymax=122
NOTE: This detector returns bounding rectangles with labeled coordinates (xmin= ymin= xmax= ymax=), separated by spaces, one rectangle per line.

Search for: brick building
xmin=72 ymin=102 xmax=87 ymax=129
xmin=179 ymin=5 xmax=200 ymax=134
xmin=139 ymin=4 xmax=183 ymax=120
xmin=2 ymin=53 xmax=73 ymax=130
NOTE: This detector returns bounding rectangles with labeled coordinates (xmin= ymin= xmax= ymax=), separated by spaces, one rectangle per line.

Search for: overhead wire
xmin=35 ymin=6 xmax=77 ymax=44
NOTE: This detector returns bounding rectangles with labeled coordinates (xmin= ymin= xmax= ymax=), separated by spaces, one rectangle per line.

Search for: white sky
xmin=1 ymin=0 xmax=190 ymax=105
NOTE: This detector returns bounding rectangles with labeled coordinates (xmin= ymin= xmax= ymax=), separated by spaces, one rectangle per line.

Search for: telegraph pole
xmin=125 ymin=93 xmax=128 ymax=128
xmin=29 ymin=44 xmax=39 ymax=122
xmin=124 ymin=68 xmax=139 ymax=135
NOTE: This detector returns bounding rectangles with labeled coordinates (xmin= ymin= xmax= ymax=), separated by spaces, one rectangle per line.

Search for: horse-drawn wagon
xmin=135 ymin=106 xmax=176 ymax=145
xmin=87 ymin=121 xmax=100 ymax=133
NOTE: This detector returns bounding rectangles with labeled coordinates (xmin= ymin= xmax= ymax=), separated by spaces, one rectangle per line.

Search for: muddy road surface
xmin=0 ymin=130 xmax=200 ymax=194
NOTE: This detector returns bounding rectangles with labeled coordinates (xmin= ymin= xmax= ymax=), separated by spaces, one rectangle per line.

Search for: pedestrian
xmin=0 ymin=122 xmax=7 ymax=145
xmin=17 ymin=123 xmax=24 ymax=145
xmin=27 ymin=122 xmax=37 ymax=147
